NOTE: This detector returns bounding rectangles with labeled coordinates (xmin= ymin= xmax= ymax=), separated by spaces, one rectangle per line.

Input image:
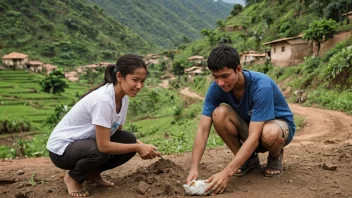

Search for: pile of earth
xmin=115 ymin=158 xmax=187 ymax=197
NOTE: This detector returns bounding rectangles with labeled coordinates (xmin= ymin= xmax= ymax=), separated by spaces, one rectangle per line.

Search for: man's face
xmin=211 ymin=66 xmax=241 ymax=92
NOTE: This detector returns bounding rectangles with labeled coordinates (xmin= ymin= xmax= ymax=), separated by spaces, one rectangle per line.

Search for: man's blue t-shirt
xmin=202 ymin=70 xmax=296 ymax=143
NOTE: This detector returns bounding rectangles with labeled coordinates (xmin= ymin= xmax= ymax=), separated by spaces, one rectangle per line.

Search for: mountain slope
xmin=0 ymin=0 xmax=151 ymax=67
xmin=87 ymin=0 xmax=233 ymax=48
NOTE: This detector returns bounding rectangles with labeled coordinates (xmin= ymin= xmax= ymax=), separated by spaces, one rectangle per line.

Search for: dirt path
xmin=1 ymin=85 xmax=352 ymax=197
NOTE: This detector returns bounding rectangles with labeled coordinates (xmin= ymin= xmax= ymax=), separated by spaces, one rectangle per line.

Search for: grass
xmin=0 ymin=70 xmax=90 ymax=131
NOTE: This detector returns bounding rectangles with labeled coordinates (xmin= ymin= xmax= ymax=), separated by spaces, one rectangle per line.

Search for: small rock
xmin=325 ymin=140 xmax=335 ymax=144
xmin=135 ymin=181 xmax=149 ymax=195
xmin=15 ymin=192 xmax=27 ymax=198
xmin=286 ymin=180 xmax=293 ymax=184
xmin=322 ymin=163 xmax=338 ymax=171
xmin=17 ymin=170 xmax=25 ymax=175
xmin=309 ymin=187 xmax=318 ymax=191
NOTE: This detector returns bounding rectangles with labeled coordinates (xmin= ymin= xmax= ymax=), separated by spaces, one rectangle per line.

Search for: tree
xmin=216 ymin=20 xmax=225 ymax=32
xmin=201 ymin=29 xmax=217 ymax=46
xmin=231 ymin=4 xmax=243 ymax=16
xmin=40 ymin=69 xmax=69 ymax=94
xmin=303 ymin=19 xmax=338 ymax=56
xmin=172 ymin=61 xmax=186 ymax=83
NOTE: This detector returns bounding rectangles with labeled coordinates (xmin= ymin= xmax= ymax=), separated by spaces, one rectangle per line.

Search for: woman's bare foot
xmin=64 ymin=174 xmax=89 ymax=197
xmin=87 ymin=172 xmax=114 ymax=187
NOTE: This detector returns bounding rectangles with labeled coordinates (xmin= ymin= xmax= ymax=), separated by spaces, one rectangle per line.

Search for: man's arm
xmin=187 ymin=115 xmax=212 ymax=184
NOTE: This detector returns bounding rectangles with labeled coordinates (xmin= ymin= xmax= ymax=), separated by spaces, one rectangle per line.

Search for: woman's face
xmin=119 ymin=68 xmax=147 ymax=97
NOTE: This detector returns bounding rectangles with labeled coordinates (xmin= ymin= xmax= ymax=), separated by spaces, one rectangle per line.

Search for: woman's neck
xmin=114 ymin=84 xmax=125 ymax=104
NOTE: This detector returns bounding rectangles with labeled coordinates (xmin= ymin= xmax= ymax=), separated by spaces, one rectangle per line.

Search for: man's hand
xmin=186 ymin=167 xmax=199 ymax=185
xmin=205 ymin=170 xmax=231 ymax=195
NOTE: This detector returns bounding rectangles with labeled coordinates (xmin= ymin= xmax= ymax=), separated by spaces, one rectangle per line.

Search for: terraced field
xmin=0 ymin=70 xmax=88 ymax=131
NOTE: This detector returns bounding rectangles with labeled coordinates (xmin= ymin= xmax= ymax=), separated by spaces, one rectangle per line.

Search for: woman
xmin=46 ymin=54 xmax=160 ymax=197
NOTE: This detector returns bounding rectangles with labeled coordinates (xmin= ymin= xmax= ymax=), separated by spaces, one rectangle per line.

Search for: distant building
xmin=342 ymin=11 xmax=352 ymax=23
xmin=26 ymin=61 xmax=43 ymax=73
xmin=187 ymin=55 xmax=204 ymax=66
xmin=263 ymin=34 xmax=312 ymax=67
xmin=43 ymin=64 xmax=58 ymax=74
xmin=1 ymin=52 xmax=29 ymax=69
xmin=184 ymin=66 xmax=207 ymax=81
xmin=239 ymin=51 xmax=266 ymax=65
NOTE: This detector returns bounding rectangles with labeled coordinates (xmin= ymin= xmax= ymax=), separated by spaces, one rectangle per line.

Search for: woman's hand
xmin=137 ymin=144 xmax=160 ymax=160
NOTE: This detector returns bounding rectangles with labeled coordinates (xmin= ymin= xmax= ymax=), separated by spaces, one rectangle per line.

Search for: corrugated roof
xmin=263 ymin=34 xmax=303 ymax=45
xmin=2 ymin=52 xmax=28 ymax=59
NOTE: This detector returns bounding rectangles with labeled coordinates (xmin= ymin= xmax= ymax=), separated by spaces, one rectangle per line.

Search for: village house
xmin=184 ymin=66 xmax=207 ymax=82
xmin=239 ymin=51 xmax=266 ymax=65
xmin=144 ymin=54 xmax=162 ymax=65
xmin=342 ymin=11 xmax=352 ymax=23
xmin=263 ymin=34 xmax=312 ymax=67
xmin=43 ymin=64 xmax=58 ymax=74
xmin=1 ymin=52 xmax=29 ymax=69
xmin=26 ymin=61 xmax=43 ymax=73
xmin=187 ymin=55 xmax=204 ymax=66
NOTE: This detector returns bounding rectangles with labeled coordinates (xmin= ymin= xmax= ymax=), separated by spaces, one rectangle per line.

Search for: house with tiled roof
xmin=1 ymin=52 xmax=29 ymax=69
xmin=263 ymin=34 xmax=312 ymax=67
xmin=26 ymin=61 xmax=43 ymax=73
xmin=187 ymin=55 xmax=204 ymax=66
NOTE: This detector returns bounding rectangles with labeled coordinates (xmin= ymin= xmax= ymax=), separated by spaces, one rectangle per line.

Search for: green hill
xmin=87 ymin=0 xmax=233 ymax=49
xmin=175 ymin=0 xmax=352 ymax=59
xmin=0 ymin=0 xmax=152 ymax=67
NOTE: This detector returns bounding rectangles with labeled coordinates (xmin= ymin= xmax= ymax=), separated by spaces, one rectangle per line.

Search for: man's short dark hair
xmin=207 ymin=44 xmax=240 ymax=71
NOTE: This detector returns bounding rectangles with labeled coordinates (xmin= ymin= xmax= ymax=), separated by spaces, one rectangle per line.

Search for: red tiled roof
xmin=2 ymin=52 xmax=28 ymax=59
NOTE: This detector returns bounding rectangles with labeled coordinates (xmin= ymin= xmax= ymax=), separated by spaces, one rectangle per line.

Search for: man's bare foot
xmin=87 ymin=172 xmax=114 ymax=187
xmin=64 ymin=174 xmax=89 ymax=197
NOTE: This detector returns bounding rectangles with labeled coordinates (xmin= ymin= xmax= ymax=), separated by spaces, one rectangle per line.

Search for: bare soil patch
xmin=0 ymin=104 xmax=352 ymax=198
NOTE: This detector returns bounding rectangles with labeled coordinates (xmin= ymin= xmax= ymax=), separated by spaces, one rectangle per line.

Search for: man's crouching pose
xmin=186 ymin=45 xmax=296 ymax=195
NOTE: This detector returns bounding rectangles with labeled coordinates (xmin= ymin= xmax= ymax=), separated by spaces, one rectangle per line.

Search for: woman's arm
xmin=95 ymin=125 xmax=139 ymax=155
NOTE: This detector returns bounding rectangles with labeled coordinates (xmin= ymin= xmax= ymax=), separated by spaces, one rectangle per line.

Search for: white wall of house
xmin=2 ymin=58 xmax=28 ymax=69
xmin=270 ymin=42 xmax=291 ymax=62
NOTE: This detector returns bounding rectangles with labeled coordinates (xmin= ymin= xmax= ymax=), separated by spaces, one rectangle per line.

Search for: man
xmin=186 ymin=45 xmax=295 ymax=195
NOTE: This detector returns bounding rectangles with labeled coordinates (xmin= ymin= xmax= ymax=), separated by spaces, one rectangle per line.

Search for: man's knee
xmin=261 ymin=124 xmax=283 ymax=147
xmin=212 ymin=105 xmax=230 ymax=124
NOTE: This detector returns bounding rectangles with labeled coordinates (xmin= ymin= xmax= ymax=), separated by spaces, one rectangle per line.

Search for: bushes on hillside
xmin=0 ymin=118 xmax=31 ymax=134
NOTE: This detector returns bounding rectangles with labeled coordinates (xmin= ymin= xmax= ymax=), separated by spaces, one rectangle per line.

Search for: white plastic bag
xmin=183 ymin=180 xmax=211 ymax=196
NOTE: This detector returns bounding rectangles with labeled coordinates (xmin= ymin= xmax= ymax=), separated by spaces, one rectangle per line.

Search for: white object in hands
xmin=183 ymin=180 xmax=211 ymax=196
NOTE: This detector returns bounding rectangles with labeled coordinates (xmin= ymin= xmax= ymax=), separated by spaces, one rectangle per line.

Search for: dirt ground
xmin=1 ymin=103 xmax=352 ymax=198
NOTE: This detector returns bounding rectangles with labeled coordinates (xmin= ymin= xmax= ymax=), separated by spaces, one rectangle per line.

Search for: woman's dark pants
xmin=49 ymin=130 xmax=136 ymax=183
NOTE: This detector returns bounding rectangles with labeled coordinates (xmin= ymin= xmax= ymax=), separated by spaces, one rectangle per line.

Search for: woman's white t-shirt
xmin=46 ymin=83 xmax=129 ymax=155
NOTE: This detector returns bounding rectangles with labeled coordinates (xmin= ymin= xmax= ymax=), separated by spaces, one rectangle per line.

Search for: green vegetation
xmin=0 ymin=0 xmax=151 ymax=66
xmin=88 ymin=0 xmax=233 ymax=49
xmin=40 ymin=69 xmax=69 ymax=94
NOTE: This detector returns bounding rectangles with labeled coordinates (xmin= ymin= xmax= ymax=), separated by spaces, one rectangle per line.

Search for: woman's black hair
xmin=81 ymin=54 xmax=147 ymax=98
